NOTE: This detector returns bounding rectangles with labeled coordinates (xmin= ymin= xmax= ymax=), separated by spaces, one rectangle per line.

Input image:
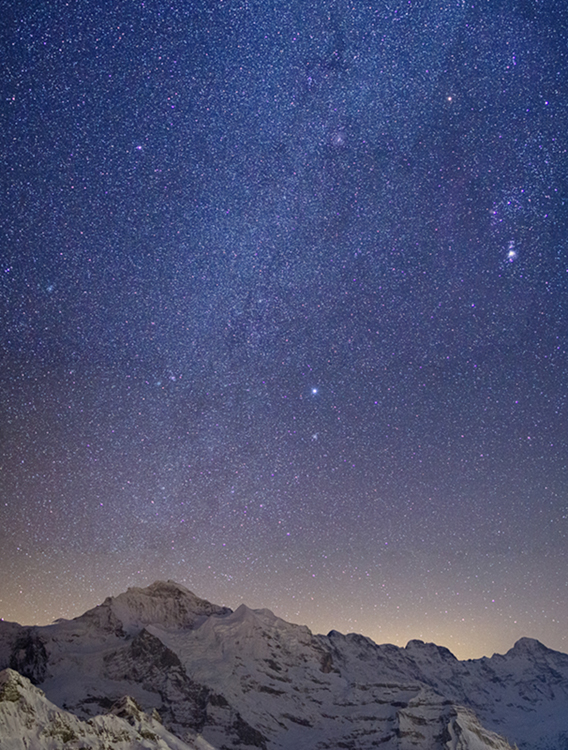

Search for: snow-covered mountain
xmin=1 ymin=580 xmax=566 ymax=749
xmin=0 ymin=667 xmax=210 ymax=750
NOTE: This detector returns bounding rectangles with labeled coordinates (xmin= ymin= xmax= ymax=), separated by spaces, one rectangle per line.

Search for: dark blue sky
xmin=2 ymin=0 xmax=567 ymax=658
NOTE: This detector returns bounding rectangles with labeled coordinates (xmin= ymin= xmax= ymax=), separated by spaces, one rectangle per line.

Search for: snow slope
xmin=0 ymin=667 xmax=210 ymax=750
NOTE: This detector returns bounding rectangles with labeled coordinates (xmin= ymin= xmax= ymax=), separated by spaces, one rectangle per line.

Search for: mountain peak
xmin=506 ymin=637 xmax=549 ymax=657
xmin=142 ymin=580 xmax=194 ymax=596
xmin=81 ymin=580 xmax=232 ymax=635
xmin=405 ymin=639 xmax=458 ymax=661
xmin=512 ymin=636 xmax=546 ymax=650
xmin=0 ymin=667 xmax=41 ymax=702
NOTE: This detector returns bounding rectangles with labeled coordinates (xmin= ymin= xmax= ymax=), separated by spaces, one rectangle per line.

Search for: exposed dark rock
xmin=233 ymin=712 xmax=269 ymax=748
xmin=208 ymin=692 xmax=230 ymax=708
xmin=282 ymin=713 xmax=313 ymax=727
xmin=109 ymin=695 xmax=145 ymax=724
xmin=104 ymin=628 xmax=208 ymax=734
xmin=320 ymin=651 xmax=334 ymax=673
xmin=9 ymin=629 xmax=48 ymax=684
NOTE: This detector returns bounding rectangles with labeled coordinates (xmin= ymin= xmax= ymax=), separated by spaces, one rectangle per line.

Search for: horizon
xmin=1 ymin=577 xmax=561 ymax=662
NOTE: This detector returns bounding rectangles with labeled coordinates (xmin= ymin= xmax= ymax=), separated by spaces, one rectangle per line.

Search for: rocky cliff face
xmin=322 ymin=629 xmax=568 ymax=749
xmin=0 ymin=667 xmax=200 ymax=750
xmin=0 ymin=580 xmax=565 ymax=750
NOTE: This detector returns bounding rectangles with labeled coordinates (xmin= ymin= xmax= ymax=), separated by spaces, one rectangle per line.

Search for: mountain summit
xmin=1 ymin=581 xmax=566 ymax=750
xmin=79 ymin=580 xmax=232 ymax=635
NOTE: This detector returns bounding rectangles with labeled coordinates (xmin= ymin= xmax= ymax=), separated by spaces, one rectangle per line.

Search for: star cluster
xmin=1 ymin=0 xmax=568 ymax=659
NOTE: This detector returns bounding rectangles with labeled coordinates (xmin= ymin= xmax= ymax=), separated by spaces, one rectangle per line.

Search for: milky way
xmin=2 ymin=0 xmax=568 ymax=659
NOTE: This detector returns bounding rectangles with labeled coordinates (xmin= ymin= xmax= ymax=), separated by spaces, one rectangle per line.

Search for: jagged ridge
xmin=0 ymin=667 xmax=201 ymax=749
xmin=0 ymin=580 xmax=566 ymax=750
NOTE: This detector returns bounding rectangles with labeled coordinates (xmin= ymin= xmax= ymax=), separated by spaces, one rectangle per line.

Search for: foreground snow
xmin=0 ymin=668 xmax=209 ymax=750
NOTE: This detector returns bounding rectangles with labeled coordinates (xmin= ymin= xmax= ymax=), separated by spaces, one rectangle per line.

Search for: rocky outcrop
xmin=104 ymin=627 xmax=209 ymax=736
xmin=0 ymin=668 xmax=197 ymax=749
xmin=8 ymin=629 xmax=48 ymax=684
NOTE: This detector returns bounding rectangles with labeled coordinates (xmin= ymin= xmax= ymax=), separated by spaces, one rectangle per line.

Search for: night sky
xmin=2 ymin=0 xmax=568 ymax=660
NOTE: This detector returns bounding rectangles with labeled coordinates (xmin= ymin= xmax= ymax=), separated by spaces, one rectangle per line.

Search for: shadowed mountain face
xmin=1 ymin=581 xmax=566 ymax=750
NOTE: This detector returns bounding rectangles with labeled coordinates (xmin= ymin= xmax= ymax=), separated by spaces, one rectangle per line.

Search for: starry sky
xmin=2 ymin=0 xmax=568 ymax=660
